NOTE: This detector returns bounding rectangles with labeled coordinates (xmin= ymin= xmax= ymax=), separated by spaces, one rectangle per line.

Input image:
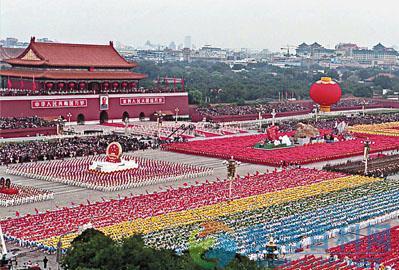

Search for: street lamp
xmin=258 ymin=111 xmax=263 ymax=131
xmin=271 ymin=109 xmax=276 ymax=126
xmin=313 ymin=105 xmax=319 ymax=122
xmin=66 ymin=113 xmax=72 ymax=124
xmin=222 ymin=156 xmax=241 ymax=201
xmin=124 ymin=117 xmax=129 ymax=136
xmin=361 ymin=138 xmax=375 ymax=175
xmin=175 ymin=107 xmax=179 ymax=124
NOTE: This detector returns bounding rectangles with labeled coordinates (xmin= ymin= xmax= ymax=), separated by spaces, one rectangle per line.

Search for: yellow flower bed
xmin=349 ymin=122 xmax=399 ymax=136
xmin=41 ymin=175 xmax=380 ymax=249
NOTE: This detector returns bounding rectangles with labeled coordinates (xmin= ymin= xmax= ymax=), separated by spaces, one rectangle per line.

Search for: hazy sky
xmin=1 ymin=0 xmax=398 ymax=51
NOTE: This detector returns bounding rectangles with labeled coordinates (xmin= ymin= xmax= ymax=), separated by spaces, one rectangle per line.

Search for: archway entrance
xmin=122 ymin=111 xmax=129 ymax=122
xmin=77 ymin=114 xmax=85 ymax=125
xmin=139 ymin=112 xmax=145 ymax=121
xmin=100 ymin=111 xmax=108 ymax=124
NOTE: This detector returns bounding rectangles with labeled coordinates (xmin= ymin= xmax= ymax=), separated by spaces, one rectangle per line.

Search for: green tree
xmin=188 ymin=89 xmax=204 ymax=104
xmin=62 ymin=229 xmax=264 ymax=270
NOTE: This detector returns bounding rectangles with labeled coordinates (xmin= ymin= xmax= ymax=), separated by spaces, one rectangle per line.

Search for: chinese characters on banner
xmin=120 ymin=97 xmax=165 ymax=105
xmin=31 ymin=99 xmax=87 ymax=109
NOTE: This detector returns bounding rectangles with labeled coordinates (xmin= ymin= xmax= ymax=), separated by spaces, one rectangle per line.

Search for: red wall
xmin=0 ymin=93 xmax=189 ymax=122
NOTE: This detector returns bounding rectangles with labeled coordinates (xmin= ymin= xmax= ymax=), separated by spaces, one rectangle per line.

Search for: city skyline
xmin=1 ymin=0 xmax=399 ymax=51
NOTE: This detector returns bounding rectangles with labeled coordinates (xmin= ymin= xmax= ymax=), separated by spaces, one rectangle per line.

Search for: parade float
xmin=89 ymin=142 xmax=138 ymax=173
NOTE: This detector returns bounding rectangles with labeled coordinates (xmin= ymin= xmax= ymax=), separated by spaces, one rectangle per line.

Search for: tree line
xmin=135 ymin=60 xmax=399 ymax=105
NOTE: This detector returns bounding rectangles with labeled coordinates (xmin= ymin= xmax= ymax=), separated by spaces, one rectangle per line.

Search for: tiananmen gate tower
xmin=0 ymin=37 xmax=188 ymax=124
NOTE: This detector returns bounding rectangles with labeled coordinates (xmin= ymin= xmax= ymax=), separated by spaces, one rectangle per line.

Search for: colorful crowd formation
xmin=3 ymin=167 xmax=398 ymax=265
xmin=1 ymin=120 xmax=399 ymax=269
xmin=163 ymin=132 xmax=399 ymax=166
xmin=6 ymin=155 xmax=213 ymax=191
xmin=280 ymin=224 xmax=399 ymax=269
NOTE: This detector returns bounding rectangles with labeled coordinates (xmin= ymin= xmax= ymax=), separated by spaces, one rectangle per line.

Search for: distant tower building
xmin=184 ymin=36 xmax=192 ymax=49
xmin=169 ymin=41 xmax=177 ymax=50
xmin=5 ymin=37 xmax=18 ymax=47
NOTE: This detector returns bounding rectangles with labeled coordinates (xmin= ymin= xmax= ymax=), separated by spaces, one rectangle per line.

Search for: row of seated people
xmin=281 ymin=224 xmax=399 ymax=269
xmin=196 ymin=102 xmax=309 ymax=117
xmin=276 ymin=112 xmax=399 ymax=133
xmin=0 ymin=168 xmax=345 ymax=248
xmin=0 ymin=177 xmax=53 ymax=207
xmin=195 ymin=98 xmax=385 ymax=117
xmin=0 ymin=116 xmax=56 ymax=130
xmin=0 ymin=134 xmax=156 ymax=165
xmin=327 ymin=224 xmax=399 ymax=270
xmin=143 ymin=178 xmax=399 ymax=259
xmin=280 ymin=255 xmax=368 ymax=270
xmin=7 ymin=155 xmax=213 ymax=191
xmin=0 ymin=86 xmax=184 ymax=96
xmin=332 ymin=98 xmax=383 ymax=108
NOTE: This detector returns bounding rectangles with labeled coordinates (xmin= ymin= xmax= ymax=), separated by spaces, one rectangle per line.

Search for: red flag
xmin=164 ymin=76 xmax=168 ymax=88
xmin=34 ymin=208 xmax=39 ymax=214
xmin=15 ymin=211 xmax=20 ymax=217
xmin=20 ymin=77 xmax=24 ymax=89
xmin=159 ymin=186 xmax=163 ymax=190
xmin=181 ymin=78 xmax=185 ymax=91
xmin=7 ymin=77 xmax=12 ymax=88
xmin=101 ymin=197 xmax=105 ymax=202
xmin=71 ymin=202 xmax=75 ymax=206
xmin=86 ymin=199 xmax=90 ymax=205
xmin=32 ymin=76 xmax=36 ymax=91
xmin=173 ymin=76 xmax=177 ymax=90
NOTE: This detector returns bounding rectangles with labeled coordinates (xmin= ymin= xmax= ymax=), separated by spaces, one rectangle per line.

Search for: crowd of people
xmin=281 ymin=222 xmax=399 ymax=269
xmin=0 ymin=179 xmax=53 ymax=207
xmin=0 ymin=116 xmax=56 ymax=130
xmin=195 ymin=98 xmax=388 ymax=118
xmin=7 ymin=155 xmax=213 ymax=191
xmin=196 ymin=102 xmax=309 ymax=117
xmin=163 ymin=132 xmax=399 ymax=167
xmin=0 ymin=168 xmax=346 ymax=250
xmin=0 ymin=134 xmax=157 ymax=165
xmin=145 ymin=177 xmax=399 ymax=260
xmin=324 ymin=153 xmax=399 ymax=178
xmin=331 ymin=98 xmax=382 ymax=108
xmin=276 ymin=112 xmax=399 ymax=133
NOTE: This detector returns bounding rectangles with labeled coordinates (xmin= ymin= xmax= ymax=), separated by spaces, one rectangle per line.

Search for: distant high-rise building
xmin=184 ymin=36 xmax=191 ymax=49
xmin=168 ymin=41 xmax=176 ymax=50
xmin=5 ymin=37 xmax=18 ymax=47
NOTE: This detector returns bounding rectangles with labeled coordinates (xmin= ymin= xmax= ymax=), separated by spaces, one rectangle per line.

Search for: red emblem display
xmin=105 ymin=142 xmax=122 ymax=163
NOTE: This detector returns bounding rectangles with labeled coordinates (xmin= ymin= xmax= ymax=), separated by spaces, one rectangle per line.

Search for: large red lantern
xmin=113 ymin=82 xmax=119 ymax=89
xmin=309 ymin=77 xmax=342 ymax=112
xmin=68 ymin=82 xmax=75 ymax=89
xmin=58 ymin=82 xmax=65 ymax=89
xmin=103 ymin=82 xmax=109 ymax=89
xmin=46 ymin=82 xmax=53 ymax=89
xmin=79 ymin=82 xmax=86 ymax=90
xmin=121 ymin=81 xmax=128 ymax=89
